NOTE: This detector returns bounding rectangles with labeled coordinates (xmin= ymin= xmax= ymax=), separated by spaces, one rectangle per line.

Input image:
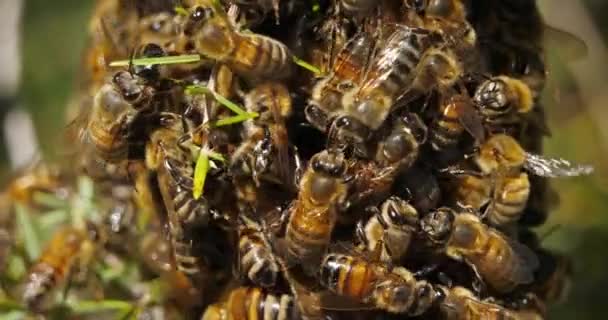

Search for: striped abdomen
xmin=431 ymin=102 xmax=465 ymax=151
xmin=231 ymin=32 xmax=293 ymax=80
xmin=238 ymin=227 xmax=280 ymax=288
xmin=212 ymin=286 xmax=298 ymax=320
xmin=487 ymin=172 xmax=530 ymax=226
xmin=319 ymin=253 xmax=378 ymax=301
xmin=22 ymin=227 xmax=85 ymax=311
xmin=285 ymin=206 xmax=336 ymax=270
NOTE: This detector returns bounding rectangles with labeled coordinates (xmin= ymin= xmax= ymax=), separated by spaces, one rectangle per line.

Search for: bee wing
xmin=454 ymin=97 xmax=486 ymax=143
xmin=543 ymin=24 xmax=588 ymax=62
xmin=331 ymin=32 xmax=376 ymax=88
xmin=524 ymin=153 xmax=594 ymax=178
xmin=494 ymin=229 xmax=540 ymax=285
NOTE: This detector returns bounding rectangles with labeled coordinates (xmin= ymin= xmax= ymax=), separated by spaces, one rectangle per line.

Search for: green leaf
xmin=37 ymin=209 xmax=68 ymax=230
xmin=208 ymin=151 xmax=226 ymax=163
xmin=185 ymin=85 xmax=248 ymax=115
xmin=109 ymin=55 xmax=201 ymax=67
xmin=68 ymin=300 xmax=133 ymax=314
xmin=15 ymin=203 xmax=40 ymax=261
xmin=292 ymin=56 xmax=322 ymax=75
xmin=213 ymin=112 xmax=259 ymax=127
xmin=32 ymin=191 xmax=67 ymax=209
xmin=174 ymin=6 xmax=189 ymax=16
xmin=0 ymin=299 xmax=25 ymax=312
xmin=6 ymin=254 xmax=26 ymax=281
xmin=0 ymin=311 xmax=25 ymax=320
xmin=193 ymin=151 xmax=210 ymax=200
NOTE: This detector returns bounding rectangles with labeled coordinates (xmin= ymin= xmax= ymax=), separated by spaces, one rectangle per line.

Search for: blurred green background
xmin=4 ymin=0 xmax=608 ymax=319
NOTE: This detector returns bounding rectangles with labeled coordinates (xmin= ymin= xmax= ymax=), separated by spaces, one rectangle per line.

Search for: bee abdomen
xmin=22 ymin=263 xmax=57 ymax=311
xmin=225 ymin=287 xmax=297 ymax=320
xmin=320 ymin=254 xmax=376 ymax=300
xmin=239 ymin=233 xmax=279 ymax=287
xmin=487 ymin=173 xmax=530 ymax=226
xmin=172 ymin=238 xmax=201 ymax=277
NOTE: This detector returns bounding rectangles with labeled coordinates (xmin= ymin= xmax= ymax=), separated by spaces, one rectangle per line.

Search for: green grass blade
xmin=193 ymin=151 xmax=210 ymax=200
xmin=37 ymin=209 xmax=68 ymax=230
xmin=109 ymin=55 xmax=201 ymax=67
xmin=15 ymin=203 xmax=40 ymax=261
xmin=186 ymin=85 xmax=248 ymax=115
xmin=292 ymin=56 xmax=322 ymax=75
xmin=174 ymin=6 xmax=189 ymax=16
xmin=208 ymin=151 xmax=226 ymax=163
xmin=32 ymin=191 xmax=67 ymax=209
xmin=0 ymin=299 xmax=25 ymax=312
xmin=213 ymin=112 xmax=259 ymax=127
xmin=69 ymin=300 xmax=133 ymax=314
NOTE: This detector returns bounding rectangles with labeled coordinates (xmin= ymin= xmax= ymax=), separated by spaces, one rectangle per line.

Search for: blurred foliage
xmin=8 ymin=0 xmax=608 ymax=319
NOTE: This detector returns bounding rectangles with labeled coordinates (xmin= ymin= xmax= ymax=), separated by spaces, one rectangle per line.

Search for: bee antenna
xmin=127 ymin=47 xmax=137 ymax=75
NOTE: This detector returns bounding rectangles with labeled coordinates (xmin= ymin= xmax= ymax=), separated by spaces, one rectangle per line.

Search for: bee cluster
xmin=0 ymin=0 xmax=594 ymax=319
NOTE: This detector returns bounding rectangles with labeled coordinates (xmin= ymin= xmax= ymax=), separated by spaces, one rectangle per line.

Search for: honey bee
xmin=78 ymin=70 xmax=155 ymax=176
xmin=139 ymin=232 xmax=203 ymax=308
xmin=138 ymin=11 xmax=185 ymax=53
xmin=202 ymin=286 xmax=299 ymax=320
xmin=232 ymin=82 xmax=297 ymax=189
xmin=453 ymin=172 xmax=530 ymax=227
xmin=319 ymin=253 xmax=438 ymax=315
xmin=285 ymin=150 xmax=348 ymax=275
xmin=2 ymin=160 xmax=69 ymax=208
xmin=420 ymin=208 xmax=539 ymax=293
xmin=183 ymin=2 xmax=293 ymax=80
xmin=430 ymin=93 xmax=486 ymax=152
xmin=146 ymin=113 xmax=211 ymax=280
xmin=22 ymin=227 xmax=88 ymax=311
xmin=306 ymin=32 xmax=374 ymax=132
xmin=473 ymin=76 xmax=534 ymax=132
xmin=237 ymin=215 xmax=281 ymax=288
xmin=343 ymin=113 xmax=426 ymax=211
xmin=335 ymin=26 xmax=459 ymax=145
xmin=355 ymin=196 xmax=419 ymax=263
xmin=475 ymin=134 xmax=594 ymax=178
xmin=439 ymin=286 xmax=543 ymax=320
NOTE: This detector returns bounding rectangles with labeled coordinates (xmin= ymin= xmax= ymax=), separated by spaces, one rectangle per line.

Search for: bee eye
xmin=426 ymin=0 xmax=454 ymax=18
xmin=192 ymin=7 xmax=206 ymax=20
xmin=408 ymin=0 xmax=427 ymax=12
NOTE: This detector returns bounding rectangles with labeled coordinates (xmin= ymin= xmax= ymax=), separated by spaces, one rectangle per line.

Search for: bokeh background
xmin=0 ymin=0 xmax=606 ymax=319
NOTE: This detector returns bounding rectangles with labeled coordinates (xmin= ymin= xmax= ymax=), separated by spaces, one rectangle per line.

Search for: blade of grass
xmin=109 ymin=54 xmax=201 ymax=67
xmin=186 ymin=85 xmax=248 ymax=115
xmin=68 ymin=300 xmax=133 ymax=314
xmin=292 ymin=56 xmax=322 ymax=75
xmin=174 ymin=6 xmax=189 ymax=16
xmin=208 ymin=151 xmax=226 ymax=163
xmin=213 ymin=112 xmax=259 ymax=127
xmin=15 ymin=203 xmax=40 ymax=261
xmin=193 ymin=151 xmax=210 ymax=200
xmin=32 ymin=191 xmax=67 ymax=209
xmin=6 ymin=254 xmax=26 ymax=281
xmin=0 ymin=299 xmax=25 ymax=312
xmin=37 ymin=209 xmax=68 ymax=230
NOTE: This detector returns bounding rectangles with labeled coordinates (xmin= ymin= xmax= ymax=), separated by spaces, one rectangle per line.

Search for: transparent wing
xmin=524 ymin=153 xmax=594 ymax=178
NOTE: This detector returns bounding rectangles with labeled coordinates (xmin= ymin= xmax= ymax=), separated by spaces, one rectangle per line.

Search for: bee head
xmin=330 ymin=115 xmax=370 ymax=145
xmin=381 ymin=197 xmax=419 ymax=229
xmin=134 ymin=43 xmax=166 ymax=83
xmin=420 ymin=207 xmax=455 ymax=244
xmin=304 ymin=102 xmax=329 ymax=132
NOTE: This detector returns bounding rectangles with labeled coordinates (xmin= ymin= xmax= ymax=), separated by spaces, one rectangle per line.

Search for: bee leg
xmin=414 ymin=263 xmax=439 ymax=279
xmin=470 ymin=265 xmax=488 ymax=297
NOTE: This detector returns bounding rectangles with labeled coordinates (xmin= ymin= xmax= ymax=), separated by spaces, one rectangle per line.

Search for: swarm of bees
xmin=0 ymin=0 xmax=595 ymax=319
